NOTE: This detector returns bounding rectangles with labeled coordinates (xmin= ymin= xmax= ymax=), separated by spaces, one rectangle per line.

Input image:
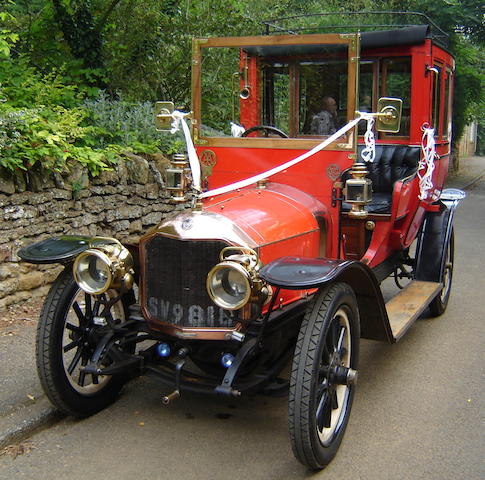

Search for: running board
xmin=386 ymin=280 xmax=442 ymax=341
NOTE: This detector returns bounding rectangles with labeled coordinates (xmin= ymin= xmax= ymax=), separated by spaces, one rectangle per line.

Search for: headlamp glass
xmin=74 ymin=250 xmax=112 ymax=294
xmin=207 ymin=263 xmax=251 ymax=310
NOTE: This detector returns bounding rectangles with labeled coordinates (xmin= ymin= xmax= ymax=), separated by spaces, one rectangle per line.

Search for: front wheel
xmin=36 ymin=267 xmax=133 ymax=417
xmin=289 ymin=283 xmax=360 ymax=469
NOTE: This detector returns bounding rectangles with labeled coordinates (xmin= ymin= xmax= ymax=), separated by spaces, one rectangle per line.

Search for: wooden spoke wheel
xmin=36 ymin=267 xmax=134 ymax=417
xmin=289 ymin=283 xmax=360 ymax=469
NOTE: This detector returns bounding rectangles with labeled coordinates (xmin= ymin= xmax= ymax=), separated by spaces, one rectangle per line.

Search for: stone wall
xmin=0 ymin=152 xmax=180 ymax=310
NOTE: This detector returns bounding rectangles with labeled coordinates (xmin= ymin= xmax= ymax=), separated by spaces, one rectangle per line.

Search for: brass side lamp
xmin=166 ymin=153 xmax=191 ymax=202
xmin=344 ymin=163 xmax=372 ymax=218
xmin=154 ymin=102 xmax=195 ymax=202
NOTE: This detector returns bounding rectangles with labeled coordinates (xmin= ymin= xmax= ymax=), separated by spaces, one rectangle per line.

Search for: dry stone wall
xmin=0 ymin=152 xmax=181 ymax=310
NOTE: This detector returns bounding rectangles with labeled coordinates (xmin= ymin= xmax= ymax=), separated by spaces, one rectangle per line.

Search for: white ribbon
xmin=168 ymin=111 xmax=376 ymax=200
xmin=199 ymin=115 xmax=373 ymax=199
xmin=418 ymin=126 xmax=436 ymax=200
xmin=360 ymin=116 xmax=375 ymax=162
xmin=170 ymin=111 xmax=201 ymax=191
xmin=230 ymin=122 xmax=246 ymax=137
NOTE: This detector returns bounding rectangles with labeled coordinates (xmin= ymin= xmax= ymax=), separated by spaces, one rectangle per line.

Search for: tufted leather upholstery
xmin=342 ymin=145 xmax=420 ymax=214
xmin=359 ymin=145 xmax=420 ymax=193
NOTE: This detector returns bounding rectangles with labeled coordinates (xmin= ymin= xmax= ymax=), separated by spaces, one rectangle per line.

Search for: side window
xmin=431 ymin=63 xmax=443 ymax=136
xmin=443 ymin=69 xmax=452 ymax=139
xmin=381 ymin=57 xmax=411 ymax=136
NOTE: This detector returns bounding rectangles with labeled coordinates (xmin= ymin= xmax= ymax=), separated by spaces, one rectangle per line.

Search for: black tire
xmin=289 ymin=283 xmax=360 ymax=469
xmin=428 ymin=228 xmax=454 ymax=317
xmin=36 ymin=267 xmax=133 ymax=417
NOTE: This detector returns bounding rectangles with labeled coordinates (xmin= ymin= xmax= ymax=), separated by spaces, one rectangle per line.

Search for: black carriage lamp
xmin=344 ymin=162 xmax=372 ymax=219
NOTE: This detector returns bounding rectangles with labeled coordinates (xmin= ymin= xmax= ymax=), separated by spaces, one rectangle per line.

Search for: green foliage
xmin=2 ymin=0 xmax=483 ymax=177
xmin=83 ymin=91 xmax=186 ymax=155
xmin=0 ymin=52 xmax=115 ymax=176
xmin=0 ymin=103 xmax=118 ymax=175
xmin=103 ymin=0 xmax=255 ymax=103
xmin=50 ymin=0 xmax=104 ymax=71
xmin=0 ymin=9 xmax=19 ymax=57
xmin=83 ymin=92 xmax=161 ymax=147
xmin=0 ymin=3 xmax=18 ymax=65
xmin=452 ymin=38 xmax=484 ymax=144
xmin=0 ymin=57 xmax=81 ymax=108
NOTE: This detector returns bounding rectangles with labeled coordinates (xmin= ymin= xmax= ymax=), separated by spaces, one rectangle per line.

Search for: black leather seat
xmin=342 ymin=145 xmax=420 ymax=214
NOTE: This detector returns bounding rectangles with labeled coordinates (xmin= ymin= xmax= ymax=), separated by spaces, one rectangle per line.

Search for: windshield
xmin=193 ymin=34 xmax=358 ymax=145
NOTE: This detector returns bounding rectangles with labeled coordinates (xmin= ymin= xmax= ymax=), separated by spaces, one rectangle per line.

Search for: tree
xmin=406 ymin=0 xmax=484 ymax=149
xmin=50 ymin=0 xmax=124 ymax=71
xmin=2 ymin=0 xmax=483 ymax=148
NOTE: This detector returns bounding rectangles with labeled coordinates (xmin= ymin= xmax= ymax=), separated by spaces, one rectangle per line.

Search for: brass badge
xmin=326 ymin=164 xmax=341 ymax=181
xmin=199 ymin=150 xmax=217 ymax=180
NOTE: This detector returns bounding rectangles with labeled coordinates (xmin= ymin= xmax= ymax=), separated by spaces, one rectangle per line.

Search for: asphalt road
xmin=0 ymin=173 xmax=483 ymax=480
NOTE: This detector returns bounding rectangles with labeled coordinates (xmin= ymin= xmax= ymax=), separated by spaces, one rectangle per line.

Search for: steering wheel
xmin=241 ymin=125 xmax=289 ymax=138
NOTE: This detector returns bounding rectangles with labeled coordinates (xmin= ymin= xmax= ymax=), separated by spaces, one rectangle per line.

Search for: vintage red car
xmin=19 ymin=14 xmax=465 ymax=469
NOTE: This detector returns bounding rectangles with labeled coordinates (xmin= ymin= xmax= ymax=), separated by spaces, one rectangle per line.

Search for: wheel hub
xmin=327 ymin=353 xmax=357 ymax=386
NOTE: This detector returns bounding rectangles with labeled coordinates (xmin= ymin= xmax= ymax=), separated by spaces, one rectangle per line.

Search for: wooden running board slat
xmin=386 ymin=280 xmax=442 ymax=341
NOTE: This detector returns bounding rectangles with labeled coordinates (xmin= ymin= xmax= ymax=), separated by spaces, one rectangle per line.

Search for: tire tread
xmin=36 ymin=267 xmax=128 ymax=417
xmin=288 ymin=282 xmax=359 ymax=469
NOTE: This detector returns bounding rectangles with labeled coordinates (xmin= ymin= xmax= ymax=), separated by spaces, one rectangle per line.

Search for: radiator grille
xmin=142 ymin=235 xmax=235 ymax=328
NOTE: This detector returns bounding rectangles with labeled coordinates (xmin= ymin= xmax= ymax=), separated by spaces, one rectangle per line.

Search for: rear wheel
xmin=429 ymin=228 xmax=454 ymax=317
xmin=289 ymin=283 xmax=360 ymax=469
xmin=36 ymin=267 xmax=133 ymax=417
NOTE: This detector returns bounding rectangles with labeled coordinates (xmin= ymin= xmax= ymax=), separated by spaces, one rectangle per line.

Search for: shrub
xmin=0 ymin=59 xmax=184 ymax=178
xmin=0 ymin=104 xmax=117 ymax=175
xmin=0 ymin=57 xmax=82 ymax=109
xmin=83 ymin=91 xmax=185 ymax=154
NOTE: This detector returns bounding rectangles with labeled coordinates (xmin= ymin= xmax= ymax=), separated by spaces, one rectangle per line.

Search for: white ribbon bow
xmin=170 ymin=111 xmax=201 ymax=192
xmin=418 ymin=126 xmax=436 ymax=200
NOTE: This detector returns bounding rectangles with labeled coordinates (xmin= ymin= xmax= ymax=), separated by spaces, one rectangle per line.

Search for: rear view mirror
xmin=155 ymin=101 xmax=175 ymax=131
xmin=376 ymin=98 xmax=402 ymax=133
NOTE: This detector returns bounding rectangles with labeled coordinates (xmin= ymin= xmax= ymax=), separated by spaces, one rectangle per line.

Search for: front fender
xmin=18 ymin=235 xmax=120 ymax=265
xmin=260 ymin=257 xmax=393 ymax=342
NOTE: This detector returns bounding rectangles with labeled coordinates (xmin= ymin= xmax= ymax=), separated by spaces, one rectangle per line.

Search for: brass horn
xmin=240 ymin=52 xmax=250 ymax=99
xmin=240 ymin=87 xmax=250 ymax=99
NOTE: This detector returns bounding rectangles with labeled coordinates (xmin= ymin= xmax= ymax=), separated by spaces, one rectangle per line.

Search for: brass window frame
xmin=191 ymin=33 xmax=359 ymax=151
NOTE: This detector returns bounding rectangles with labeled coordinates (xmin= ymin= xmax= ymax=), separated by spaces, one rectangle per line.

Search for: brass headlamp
xmin=73 ymin=242 xmax=134 ymax=295
xmin=207 ymin=247 xmax=270 ymax=311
